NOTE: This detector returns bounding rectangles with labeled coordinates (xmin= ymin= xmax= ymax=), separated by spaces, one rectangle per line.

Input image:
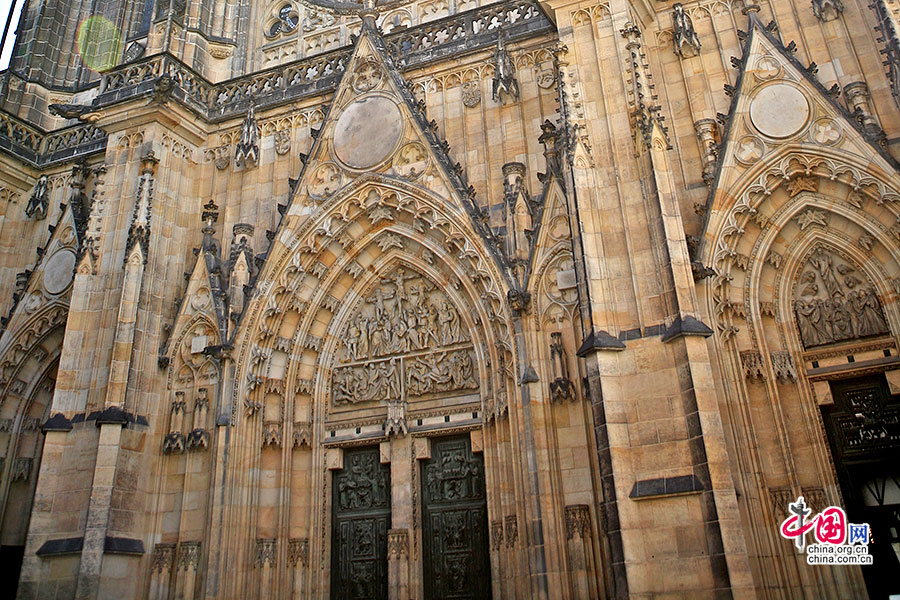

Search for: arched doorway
xmin=0 ymin=318 xmax=64 ymax=596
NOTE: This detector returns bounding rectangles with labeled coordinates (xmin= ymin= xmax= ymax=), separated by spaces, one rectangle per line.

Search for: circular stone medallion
xmin=749 ymin=84 xmax=810 ymax=139
xmin=43 ymin=249 xmax=76 ymax=295
xmin=334 ymin=96 xmax=403 ymax=170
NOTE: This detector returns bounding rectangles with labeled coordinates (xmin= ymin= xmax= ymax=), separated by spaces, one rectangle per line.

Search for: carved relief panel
xmin=331 ymin=267 xmax=479 ymax=411
xmin=793 ymin=247 xmax=889 ymax=348
xmin=421 ymin=436 xmax=491 ymax=599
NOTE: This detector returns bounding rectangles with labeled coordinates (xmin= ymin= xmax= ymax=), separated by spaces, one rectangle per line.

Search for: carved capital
xmin=504 ymin=514 xmax=518 ymax=548
xmin=255 ymin=538 xmax=276 ymax=568
xmin=490 ymin=519 xmax=504 ymax=550
xmin=288 ymin=538 xmax=309 ymax=566
xmin=565 ymin=504 xmax=591 ymax=540
xmin=387 ymin=529 xmax=409 ymax=560
xmin=177 ymin=541 xmax=200 ymax=571
xmin=151 ymin=543 xmax=176 ymax=573
xmin=740 ymin=350 xmax=765 ymax=381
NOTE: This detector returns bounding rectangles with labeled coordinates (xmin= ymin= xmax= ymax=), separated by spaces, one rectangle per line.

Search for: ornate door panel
xmin=422 ymin=436 xmax=491 ymax=600
xmin=331 ymin=447 xmax=391 ymax=600
xmin=824 ymin=376 xmax=900 ymax=599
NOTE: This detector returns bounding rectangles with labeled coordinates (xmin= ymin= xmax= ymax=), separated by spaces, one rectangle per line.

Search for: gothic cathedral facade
xmin=0 ymin=0 xmax=898 ymax=598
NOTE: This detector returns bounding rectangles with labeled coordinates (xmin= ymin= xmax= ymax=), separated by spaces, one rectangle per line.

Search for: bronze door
xmin=331 ymin=447 xmax=391 ymax=600
xmin=422 ymin=436 xmax=492 ymax=600
xmin=824 ymin=376 xmax=900 ymax=599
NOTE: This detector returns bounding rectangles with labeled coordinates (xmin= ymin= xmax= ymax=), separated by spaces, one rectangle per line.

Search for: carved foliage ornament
xmin=794 ymin=247 xmax=889 ymax=348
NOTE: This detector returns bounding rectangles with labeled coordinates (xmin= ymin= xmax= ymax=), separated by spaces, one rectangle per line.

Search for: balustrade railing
xmin=0 ymin=0 xmax=551 ymax=165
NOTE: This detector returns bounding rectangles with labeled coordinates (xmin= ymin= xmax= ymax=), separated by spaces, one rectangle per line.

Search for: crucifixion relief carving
xmin=332 ymin=266 xmax=478 ymax=407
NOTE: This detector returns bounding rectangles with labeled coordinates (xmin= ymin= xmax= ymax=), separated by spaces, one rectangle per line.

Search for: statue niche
xmin=332 ymin=267 xmax=478 ymax=406
xmin=793 ymin=247 xmax=889 ymax=348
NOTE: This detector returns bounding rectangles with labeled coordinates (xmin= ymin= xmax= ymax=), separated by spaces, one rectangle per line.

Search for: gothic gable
xmin=276 ymin=18 xmax=507 ymax=279
xmin=163 ymin=245 xmax=225 ymax=377
xmin=701 ymin=15 xmax=900 ymax=233
xmin=0 ymin=208 xmax=78 ymax=359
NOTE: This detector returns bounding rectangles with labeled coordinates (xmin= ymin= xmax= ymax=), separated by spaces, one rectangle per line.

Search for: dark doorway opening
xmin=0 ymin=544 xmax=24 ymax=595
xmin=824 ymin=375 xmax=900 ymax=599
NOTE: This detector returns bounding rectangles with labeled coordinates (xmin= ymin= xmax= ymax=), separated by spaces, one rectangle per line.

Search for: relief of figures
xmin=407 ymin=350 xmax=478 ymax=396
xmin=333 ymin=358 xmax=400 ymax=404
xmin=342 ymin=268 xmax=469 ymax=363
xmin=336 ymin=453 xmax=389 ymax=511
xmin=794 ymin=248 xmax=889 ymax=347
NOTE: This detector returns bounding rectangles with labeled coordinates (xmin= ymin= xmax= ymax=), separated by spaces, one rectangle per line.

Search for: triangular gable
xmin=700 ymin=15 xmax=900 ymax=237
xmin=0 ymin=206 xmax=79 ymax=355
xmin=239 ymin=17 xmax=511 ymax=322
xmin=162 ymin=247 xmax=225 ymax=367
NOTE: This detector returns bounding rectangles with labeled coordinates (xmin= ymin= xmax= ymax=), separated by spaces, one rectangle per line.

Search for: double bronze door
xmin=330 ymin=438 xmax=491 ymax=600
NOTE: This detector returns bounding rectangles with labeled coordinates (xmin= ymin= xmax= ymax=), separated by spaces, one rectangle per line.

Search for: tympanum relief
xmin=332 ymin=267 xmax=478 ymax=408
xmin=793 ymin=247 xmax=890 ymax=348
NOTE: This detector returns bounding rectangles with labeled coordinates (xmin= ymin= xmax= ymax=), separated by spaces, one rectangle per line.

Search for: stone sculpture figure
xmin=26 ymin=175 xmax=49 ymax=220
xmin=492 ymin=33 xmax=519 ymax=104
xmin=794 ymin=248 xmax=890 ymax=347
xmin=235 ymin=104 xmax=260 ymax=168
xmin=672 ymin=3 xmax=701 ymax=58
xmin=812 ymin=0 xmax=843 ymax=22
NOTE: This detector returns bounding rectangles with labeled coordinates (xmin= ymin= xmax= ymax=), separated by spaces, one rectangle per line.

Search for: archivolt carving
xmin=703 ymin=149 xmax=900 ymax=339
xmin=0 ymin=304 xmax=67 ymax=394
xmin=234 ymin=178 xmax=516 ymax=426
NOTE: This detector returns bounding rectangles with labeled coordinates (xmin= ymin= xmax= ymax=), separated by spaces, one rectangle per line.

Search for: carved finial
xmin=621 ymin=22 xmax=671 ymax=151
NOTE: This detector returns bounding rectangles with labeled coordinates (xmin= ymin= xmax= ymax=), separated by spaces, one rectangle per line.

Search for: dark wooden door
xmin=422 ymin=436 xmax=492 ymax=600
xmin=331 ymin=447 xmax=391 ymax=600
xmin=824 ymin=376 xmax=900 ymax=599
